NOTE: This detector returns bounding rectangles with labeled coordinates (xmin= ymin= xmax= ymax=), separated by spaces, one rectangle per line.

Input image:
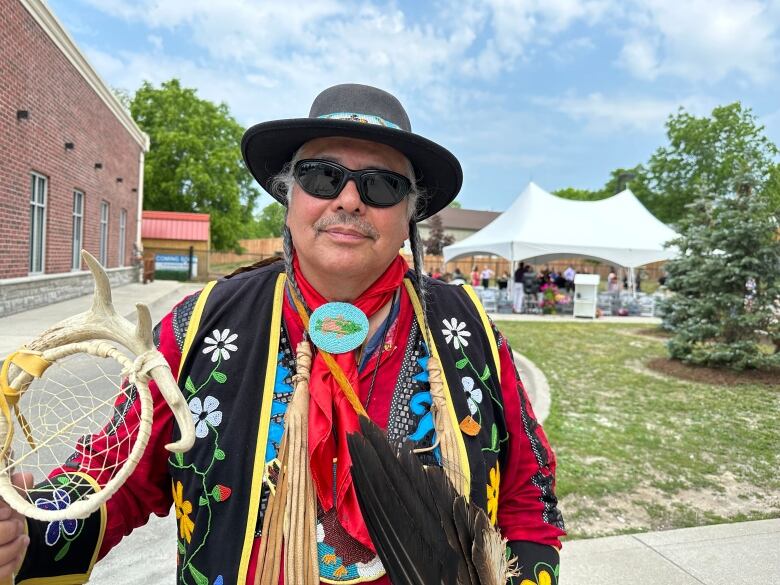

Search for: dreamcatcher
xmin=0 ymin=251 xmax=195 ymax=581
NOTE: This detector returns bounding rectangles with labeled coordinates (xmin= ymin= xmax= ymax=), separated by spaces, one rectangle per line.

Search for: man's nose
xmin=333 ymin=178 xmax=364 ymax=212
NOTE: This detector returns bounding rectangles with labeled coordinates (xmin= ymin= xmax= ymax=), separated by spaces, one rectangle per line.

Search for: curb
xmin=512 ymin=350 xmax=551 ymax=423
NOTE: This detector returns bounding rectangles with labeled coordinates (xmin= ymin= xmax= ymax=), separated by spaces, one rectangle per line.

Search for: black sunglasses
xmin=292 ymin=159 xmax=412 ymax=208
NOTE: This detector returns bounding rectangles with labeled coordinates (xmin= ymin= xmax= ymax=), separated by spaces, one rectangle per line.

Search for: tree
xmin=448 ymin=200 xmax=462 ymax=208
xmin=111 ymin=86 xmax=132 ymax=111
xmin=423 ymin=214 xmax=454 ymax=255
xmin=131 ymin=79 xmax=261 ymax=251
xmin=554 ymin=166 xmax=656 ymax=213
xmin=646 ymin=103 xmax=779 ymax=224
xmin=661 ymin=175 xmax=780 ymax=370
xmin=553 ymin=186 xmax=603 ymax=201
xmin=242 ymin=202 xmax=286 ymax=238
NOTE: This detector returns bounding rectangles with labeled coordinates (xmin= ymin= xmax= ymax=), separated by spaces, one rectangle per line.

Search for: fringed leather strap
xmin=254 ymin=341 xmax=319 ymax=584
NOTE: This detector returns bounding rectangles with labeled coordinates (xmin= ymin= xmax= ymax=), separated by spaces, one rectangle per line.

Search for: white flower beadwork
xmin=189 ymin=396 xmax=223 ymax=438
xmin=202 ymin=329 xmax=238 ymax=362
xmin=461 ymin=376 xmax=483 ymax=415
xmin=441 ymin=318 xmax=471 ymax=349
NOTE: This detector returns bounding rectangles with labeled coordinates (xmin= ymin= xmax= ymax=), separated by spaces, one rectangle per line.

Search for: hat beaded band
xmin=317 ymin=112 xmax=402 ymax=129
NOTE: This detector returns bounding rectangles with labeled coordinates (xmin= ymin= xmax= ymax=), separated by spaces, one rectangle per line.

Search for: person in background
xmin=607 ymin=267 xmax=619 ymax=293
xmin=450 ymin=267 xmax=467 ymax=286
xmin=513 ymin=262 xmax=527 ymax=313
xmin=470 ymin=265 xmax=480 ymax=287
xmin=563 ymin=265 xmax=576 ymax=293
xmin=497 ymin=271 xmax=509 ymax=290
xmin=480 ymin=265 xmax=494 ymax=288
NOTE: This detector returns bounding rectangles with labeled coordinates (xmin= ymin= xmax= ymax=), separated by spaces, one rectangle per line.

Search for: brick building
xmin=0 ymin=0 xmax=148 ymax=316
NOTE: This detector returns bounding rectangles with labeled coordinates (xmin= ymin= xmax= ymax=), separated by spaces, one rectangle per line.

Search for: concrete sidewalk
xmin=0 ymin=279 xmax=202 ymax=356
xmin=561 ymin=518 xmax=780 ymax=584
xmin=1 ymin=282 xmax=776 ymax=584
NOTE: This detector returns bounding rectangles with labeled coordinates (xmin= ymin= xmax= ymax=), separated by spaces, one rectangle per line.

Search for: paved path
xmin=492 ymin=312 xmax=662 ymax=324
xmin=561 ymin=518 xmax=780 ymax=584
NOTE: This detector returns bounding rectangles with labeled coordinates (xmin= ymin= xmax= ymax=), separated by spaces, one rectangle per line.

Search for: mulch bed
xmin=647 ymin=357 xmax=780 ymax=387
xmin=634 ymin=327 xmax=672 ymax=339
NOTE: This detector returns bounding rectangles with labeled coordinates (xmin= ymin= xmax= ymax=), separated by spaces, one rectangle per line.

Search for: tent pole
xmin=629 ymin=266 xmax=636 ymax=298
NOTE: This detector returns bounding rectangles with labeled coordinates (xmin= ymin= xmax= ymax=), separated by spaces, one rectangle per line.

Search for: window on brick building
xmin=118 ymin=208 xmax=127 ymax=267
xmin=99 ymin=200 xmax=109 ymax=266
xmin=72 ymin=190 xmax=84 ymax=270
xmin=29 ymin=173 xmax=47 ymax=274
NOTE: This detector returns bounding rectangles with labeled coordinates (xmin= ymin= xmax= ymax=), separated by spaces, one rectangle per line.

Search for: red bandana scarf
xmin=291 ymin=253 xmax=409 ymax=551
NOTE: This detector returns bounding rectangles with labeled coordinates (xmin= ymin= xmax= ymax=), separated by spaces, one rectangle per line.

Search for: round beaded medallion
xmin=309 ymin=302 xmax=369 ymax=354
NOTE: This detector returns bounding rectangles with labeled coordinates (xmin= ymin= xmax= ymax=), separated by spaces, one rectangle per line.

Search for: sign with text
xmin=155 ymin=254 xmax=197 ymax=278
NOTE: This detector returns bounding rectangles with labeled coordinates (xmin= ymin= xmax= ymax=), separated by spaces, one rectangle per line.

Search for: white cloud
xmin=618 ymin=0 xmax=780 ymax=83
xmin=78 ymin=0 xmax=617 ymax=91
xmin=147 ymin=35 xmax=163 ymax=51
xmin=538 ymin=92 xmax=714 ymax=133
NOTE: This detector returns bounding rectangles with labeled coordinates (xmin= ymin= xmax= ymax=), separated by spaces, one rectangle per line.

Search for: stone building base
xmin=0 ymin=267 xmax=138 ymax=318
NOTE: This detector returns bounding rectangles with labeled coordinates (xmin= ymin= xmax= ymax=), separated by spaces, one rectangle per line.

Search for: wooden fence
xmin=209 ymin=238 xmax=666 ymax=285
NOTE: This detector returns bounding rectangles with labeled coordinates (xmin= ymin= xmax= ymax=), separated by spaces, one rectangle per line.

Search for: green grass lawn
xmin=497 ymin=321 xmax=780 ymax=539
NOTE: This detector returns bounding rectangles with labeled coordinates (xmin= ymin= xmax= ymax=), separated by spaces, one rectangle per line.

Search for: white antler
xmin=4 ymin=251 xmax=194 ymax=454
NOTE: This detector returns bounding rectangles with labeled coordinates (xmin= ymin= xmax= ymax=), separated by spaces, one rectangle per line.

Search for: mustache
xmin=313 ymin=213 xmax=379 ymax=240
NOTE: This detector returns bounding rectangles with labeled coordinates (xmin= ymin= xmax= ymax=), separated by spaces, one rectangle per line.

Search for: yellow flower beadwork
xmin=520 ymin=569 xmax=552 ymax=585
xmin=172 ymin=480 xmax=195 ymax=543
xmin=486 ymin=462 xmax=500 ymax=525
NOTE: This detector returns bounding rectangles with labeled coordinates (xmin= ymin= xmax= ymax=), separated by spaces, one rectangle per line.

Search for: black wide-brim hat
xmin=241 ymin=83 xmax=463 ymax=221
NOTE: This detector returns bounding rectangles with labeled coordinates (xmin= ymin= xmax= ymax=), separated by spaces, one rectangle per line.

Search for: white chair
xmin=638 ymin=295 xmax=656 ymax=317
xmin=481 ymin=289 xmax=498 ymax=312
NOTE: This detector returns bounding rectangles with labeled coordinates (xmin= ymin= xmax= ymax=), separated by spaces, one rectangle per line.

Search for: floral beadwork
xmin=486 ymin=462 xmax=500 ymax=525
xmin=189 ymin=396 xmax=223 ymax=439
xmin=173 ymin=480 xmax=195 ymax=543
xmin=202 ymin=329 xmax=238 ymax=362
xmin=442 ymin=315 xmax=508 ymax=454
xmin=35 ymin=484 xmax=84 ymax=561
xmin=520 ymin=562 xmax=559 ymax=585
xmin=461 ymin=376 xmax=483 ymax=416
xmin=441 ymin=318 xmax=471 ymax=349
xmin=36 ymin=490 xmax=78 ymax=546
xmin=171 ymin=328 xmax=237 ymax=585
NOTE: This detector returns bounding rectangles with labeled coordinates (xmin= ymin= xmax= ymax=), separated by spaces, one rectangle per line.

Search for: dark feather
xmin=400 ymin=451 xmax=471 ymax=582
xmin=349 ymin=416 xmax=509 ymax=585
xmin=452 ymin=496 xmax=480 ymax=584
xmin=347 ymin=420 xmax=458 ymax=584
xmin=470 ymin=507 xmax=500 ymax=585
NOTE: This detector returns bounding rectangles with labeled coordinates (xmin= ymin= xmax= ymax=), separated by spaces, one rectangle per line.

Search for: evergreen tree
xmin=423 ymin=214 xmax=454 ymax=255
xmin=662 ymin=176 xmax=780 ymax=370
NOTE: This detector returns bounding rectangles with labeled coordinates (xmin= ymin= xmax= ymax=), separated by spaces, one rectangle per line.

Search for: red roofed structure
xmin=142 ymin=211 xmax=210 ymax=241
xmin=141 ymin=211 xmax=210 ymax=281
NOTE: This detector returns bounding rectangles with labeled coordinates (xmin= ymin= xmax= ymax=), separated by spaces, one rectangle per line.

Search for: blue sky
xmin=49 ymin=0 xmax=780 ymax=212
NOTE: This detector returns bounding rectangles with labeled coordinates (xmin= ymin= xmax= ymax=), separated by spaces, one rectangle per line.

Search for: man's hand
xmin=0 ymin=473 xmax=33 ymax=579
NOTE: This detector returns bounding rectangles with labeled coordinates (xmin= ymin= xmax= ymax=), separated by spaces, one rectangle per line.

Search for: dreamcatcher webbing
xmin=1 ymin=342 xmax=153 ymax=522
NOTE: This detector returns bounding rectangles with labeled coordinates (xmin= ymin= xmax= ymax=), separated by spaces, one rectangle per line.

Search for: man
xmin=563 ymin=265 xmax=576 ymax=294
xmin=3 ymin=84 xmax=564 ymax=584
xmin=513 ymin=262 xmax=527 ymax=312
xmin=480 ymin=266 xmax=494 ymax=289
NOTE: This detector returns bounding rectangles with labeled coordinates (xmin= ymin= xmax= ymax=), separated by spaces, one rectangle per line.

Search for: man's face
xmin=287 ymin=136 xmax=411 ymax=291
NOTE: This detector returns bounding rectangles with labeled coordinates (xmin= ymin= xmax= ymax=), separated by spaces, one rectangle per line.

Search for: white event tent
xmin=443 ymin=182 xmax=678 ymax=268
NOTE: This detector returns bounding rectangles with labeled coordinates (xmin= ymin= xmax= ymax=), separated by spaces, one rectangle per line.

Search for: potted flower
xmin=540 ymin=283 xmax=559 ymax=315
